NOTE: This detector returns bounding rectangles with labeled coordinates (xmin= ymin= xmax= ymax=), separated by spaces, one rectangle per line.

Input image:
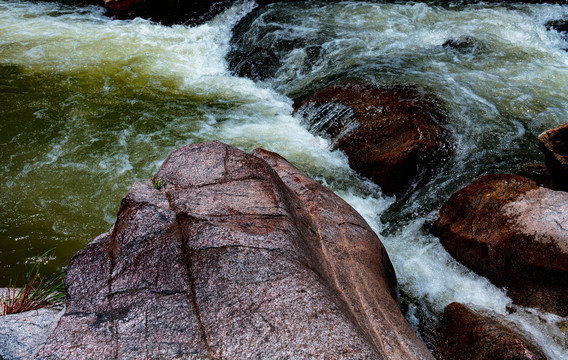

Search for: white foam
xmin=1 ymin=1 xmax=567 ymax=356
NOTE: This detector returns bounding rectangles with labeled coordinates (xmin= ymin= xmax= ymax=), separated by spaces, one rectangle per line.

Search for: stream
xmin=0 ymin=0 xmax=567 ymax=357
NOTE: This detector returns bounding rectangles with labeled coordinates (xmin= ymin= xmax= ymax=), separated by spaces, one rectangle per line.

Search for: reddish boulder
xmin=103 ymin=0 xmax=237 ymax=25
xmin=432 ymin=174 xmax=568 ymax=316
xmin=35 ymin=141 xmax=433 ymax=359
xmin=436 ymin=302 xmax=546 ymax=360
xmin=293 ymin=81 xmax=452 ymax=195
xmin=102 ymin=0 xmax=302 ymax=26
xmin=538 ymin=121 xmax=568 ymax=191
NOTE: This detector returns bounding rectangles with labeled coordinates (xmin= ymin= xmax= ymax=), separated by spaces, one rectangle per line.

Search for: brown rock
xmin=102 ymin=0 xmax=302 ymax=26
xmin=293 ymin=81 xmax=452 ymax=196
xmin=518 ymin=163 xmax=553 ymax=189
xmin=103 ymin=0 xmax=237 ymax=26
xmin=432 ymin=174 xmax=568 ymax=316
xmin=538 ymin=121 xmax=568 ymax=191
xmin=436 ymin=302 xmax=546 ymax=360
xmin=35 ymin=141 xmax=433 ymax=359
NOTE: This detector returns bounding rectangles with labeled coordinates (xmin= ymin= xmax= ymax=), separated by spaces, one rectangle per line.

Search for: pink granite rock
xmin=35 ymin=141 xmax=433 ymax=359
xmin=432 ymin=174 xmax=568 ymax=316
xmin=436 ymin=302 xmax=546 ymax=360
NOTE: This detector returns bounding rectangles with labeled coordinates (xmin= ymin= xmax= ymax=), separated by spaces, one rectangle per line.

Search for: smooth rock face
xmin=0 ymin=306 xmax=63 ymax=360
xmin=436 ymin=302 xmax=546 ymax=360
xmin=293 ymin=81 xmax=452 ymax=195
xmin=538 ymin=121 xmax=568 ymax=191
xmin=432 ymin=174 xmax=568 ymax=316
xmin=35 ymin=141 xmax=433 ymax=359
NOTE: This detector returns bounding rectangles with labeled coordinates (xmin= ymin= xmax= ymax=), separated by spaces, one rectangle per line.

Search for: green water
xmin=0 ymin=63 xmax=195 ymax=280
xmin=0 ymin=0 xmax=354 ymax=283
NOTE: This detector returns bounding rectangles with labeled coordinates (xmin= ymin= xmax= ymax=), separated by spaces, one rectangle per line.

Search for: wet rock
xmin=538 ymin=121 xmax=568 ymax=191
xmin=35 ymin=141 xmax=434 ymax=359
xmin=432 ymin=174 xmax=568 ymax=316
xmin=0 ymin=305 xmax=63 ymax=360
xmin=102 ymin=0 xmax=304 ymax=26
xmin=546 ymin=18 xmax=568 ymax=33
xmin=103 ymin=0 xmax=238 ymax=26
xmin=518 ymin=163 xmax=553 ymax=189
xmin=441 ymin=36 xmax=480 ymax=53
xmin=436 ymin=302 xmax=546 ymax=360
xmin=293 ymin=81 xmax=452 ymax=196
xmin=227 ymin=5 xmax=323 ymax=81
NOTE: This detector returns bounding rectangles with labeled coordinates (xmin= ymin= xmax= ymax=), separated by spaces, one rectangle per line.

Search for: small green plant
xmin=151 ymin=177 xmax=166 ymax=190
xmin=0 ymin=250 xmax=65 ymax=316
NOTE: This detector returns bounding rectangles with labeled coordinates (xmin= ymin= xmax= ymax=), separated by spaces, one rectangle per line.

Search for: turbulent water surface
xmin=1 ymin=0 xmax=567 ymax=357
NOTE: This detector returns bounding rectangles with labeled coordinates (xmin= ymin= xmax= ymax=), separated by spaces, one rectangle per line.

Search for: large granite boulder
xmin=293 ymin=81 xmax=452 ymax=196
xmin=538 ymin=121 xmax=568 ymax=191
xmin=35 ymin=141 xmax=433 ymax=359
xmin=436 ymin=302 xmax=546 ymax=360
xmin=432 ymin=174 xmax=568 ymax=316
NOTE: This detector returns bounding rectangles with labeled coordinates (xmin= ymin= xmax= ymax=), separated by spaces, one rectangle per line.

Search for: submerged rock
xmin=436 ymin=302 xmax=546 ymax=360
xmin=35 ymin=141 xmax=433 ymax=359
xmin=294 ymin=81 xmax=452 ymax=196
xmin=538 ymin=121 xmax=568 ymax=191
xmin=432 ymin=174 xmax=568 ymax=316
xmin=441 ymin=36 xmax=483 ymax=53
xmin=546 ymin=18 xmax=568 ymax=33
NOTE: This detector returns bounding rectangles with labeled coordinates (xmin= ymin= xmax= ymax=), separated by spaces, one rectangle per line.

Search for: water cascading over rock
xmin=294 ymin=80 xmax=453 ymax=196
xmin=103 ymin=0 xmax=302 ymax=26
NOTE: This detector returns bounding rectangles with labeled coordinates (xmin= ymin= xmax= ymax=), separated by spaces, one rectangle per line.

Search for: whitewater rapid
xmin=1 ymin=0 xmax=567 ymax=357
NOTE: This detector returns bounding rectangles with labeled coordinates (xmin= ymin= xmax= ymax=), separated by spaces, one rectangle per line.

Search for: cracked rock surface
xmin=432 ymin=174 xmax=568 ymax=316
xmin=35 ymin=141 xmax=433 ymax=359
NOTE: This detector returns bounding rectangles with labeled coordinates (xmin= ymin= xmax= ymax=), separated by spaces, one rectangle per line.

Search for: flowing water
xmin=1 ymin=0 xmax=567 ymax=357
